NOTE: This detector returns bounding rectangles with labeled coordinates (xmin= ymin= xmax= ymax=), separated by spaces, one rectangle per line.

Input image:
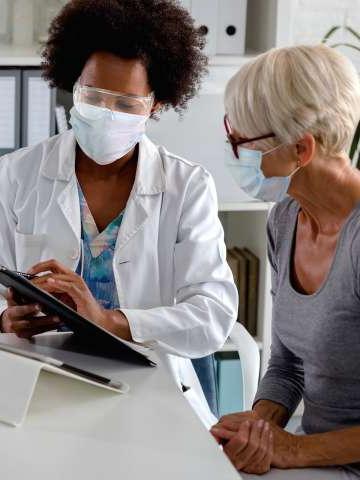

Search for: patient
xmin=0 ymin=0 xmax=237 ymax=421
xmin=211 ymin=45 xmax=360 ymax=478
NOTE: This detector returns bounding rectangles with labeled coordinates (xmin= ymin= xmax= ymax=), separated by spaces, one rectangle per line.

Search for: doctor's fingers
xmin=14 ymin=316 xmax=62 ymax=339
xmin=40 ymin=278 xmax=85 ymax=304
xmin=3 ymin=303 xmax=41 ymax=321
xmin=34 ymin=273 xmax=87 ymax=291
xmin=5 ymin=287 xmax=19 ymax=307
xmin=28 ymin=259 xmax=75 ymax=277
xmin=2 ymin=311 xmax=60 ymax=335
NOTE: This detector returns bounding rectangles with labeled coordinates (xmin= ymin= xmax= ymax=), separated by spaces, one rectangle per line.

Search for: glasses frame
xmin=73 ymin=82 xmax=155 ymax=113
xmin=224 ymin=114 xmax=276 ymax=159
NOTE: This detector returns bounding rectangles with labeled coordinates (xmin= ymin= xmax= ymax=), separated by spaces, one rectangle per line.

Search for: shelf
xmin=0 ymin=44 xmax=42 ymax=66
xmin=208 ymin=52 xmax=260 ymax=67
xmin=219 ymin=202 xmax=272 ymax=212
xmin=0 ymin=44 xmax=263 ymax=69
xmin=220 ymin=336 xmax=263 ymax=352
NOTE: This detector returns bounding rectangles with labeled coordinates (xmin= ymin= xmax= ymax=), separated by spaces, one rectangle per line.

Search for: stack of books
xmin=227 ymin=247 xmax=260 ymax=336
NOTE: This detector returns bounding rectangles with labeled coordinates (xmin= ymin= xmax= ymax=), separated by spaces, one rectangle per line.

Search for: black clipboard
xmin=0 ymin=267 xmax=156 ymax=367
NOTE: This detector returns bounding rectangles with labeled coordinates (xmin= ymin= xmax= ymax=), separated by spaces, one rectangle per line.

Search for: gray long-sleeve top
xmin=254 ymin=198 xmax=360 ymax=474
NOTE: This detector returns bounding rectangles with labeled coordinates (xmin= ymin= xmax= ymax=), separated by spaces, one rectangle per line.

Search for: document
xmin=27 ymin=77 xmax=52 ymax=146
xmin=0 ymin=76 xmax=16 ymax=149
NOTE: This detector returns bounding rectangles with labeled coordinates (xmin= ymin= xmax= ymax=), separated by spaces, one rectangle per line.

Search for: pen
xmin=14 ymin=271 xmax=40 ymax=280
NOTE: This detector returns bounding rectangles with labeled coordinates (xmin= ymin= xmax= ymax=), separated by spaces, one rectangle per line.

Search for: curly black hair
xmin=41 ymin=0 xmax=208 ymax=112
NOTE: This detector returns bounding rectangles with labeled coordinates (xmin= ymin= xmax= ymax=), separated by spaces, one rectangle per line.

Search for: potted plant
xmin=322 ymin=25 xmax=360 ymax=168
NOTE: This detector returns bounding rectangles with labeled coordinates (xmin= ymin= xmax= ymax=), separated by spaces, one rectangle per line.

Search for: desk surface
xmin=0 ymin=333 xmax=240 ymax=480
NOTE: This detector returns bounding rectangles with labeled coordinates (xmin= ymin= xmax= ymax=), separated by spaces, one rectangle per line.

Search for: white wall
xmin=290 ymin=0 xmax=360 ymax=69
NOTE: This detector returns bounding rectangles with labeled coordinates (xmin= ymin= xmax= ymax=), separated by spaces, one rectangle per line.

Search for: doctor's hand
xmin=28 ymin=259 xmax=133 ymax=341
xmin=0 ymin=288 xmax=61 ymax=338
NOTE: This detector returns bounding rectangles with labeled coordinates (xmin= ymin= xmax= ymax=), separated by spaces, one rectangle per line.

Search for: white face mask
xmin=225 ymin=143 xmax=300 ymax=202
xmin=70 ymin=102 xmax=149 ymax=165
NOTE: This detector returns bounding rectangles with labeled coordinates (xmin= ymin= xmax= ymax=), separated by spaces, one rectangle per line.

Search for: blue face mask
xmin=225 ymin=143 xmax=299 ymax=202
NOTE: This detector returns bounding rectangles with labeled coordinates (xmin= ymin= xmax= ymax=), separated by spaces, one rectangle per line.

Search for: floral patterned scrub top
xmin=76 ymin=183 xmax=124 ymax=310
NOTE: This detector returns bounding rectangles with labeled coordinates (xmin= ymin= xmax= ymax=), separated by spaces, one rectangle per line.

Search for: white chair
xmin=163 ymin=323 xmax=260 ymax=428
xmin=228 ymin=322 xmax=260 ymax=411
xmin=181 ymin=322 xmax=260 ymax=426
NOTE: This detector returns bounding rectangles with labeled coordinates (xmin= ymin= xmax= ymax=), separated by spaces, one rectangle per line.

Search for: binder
xmin=191 ymin=0 xmax=219 ymax=56
xmin=241 ymin=247 xmax=260 ymax=336
xmin=0 ymin=69 xmax=21 ymax=157
xmin=227 ymin=248 xmax=248 ymax=328
xmin=215 ymin=351 xmax=243 ymax=416
xmin=21 ymin=69 xmax=56 ymax=148
xmin=216 ymin=0 xmax=247 ymax=55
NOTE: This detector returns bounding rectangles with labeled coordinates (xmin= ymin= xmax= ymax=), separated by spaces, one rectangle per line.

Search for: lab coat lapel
xmin=41 ymin=131 xmax=81 ymax=250
xmin=115 ymin=136 xmax=166 ymax=253
xmin=57 ymin=178 xmax=81 ymax=244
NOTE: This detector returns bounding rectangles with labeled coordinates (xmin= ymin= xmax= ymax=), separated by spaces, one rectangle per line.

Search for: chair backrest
xmin=229 ymin=323 xmax=260 ymax=411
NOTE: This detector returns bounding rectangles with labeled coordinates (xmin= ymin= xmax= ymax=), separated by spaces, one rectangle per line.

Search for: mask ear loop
xmin=263 ymin=143 xmax=302 ymax=175
xmin=291 ymin=159 xmax=302 ymax=177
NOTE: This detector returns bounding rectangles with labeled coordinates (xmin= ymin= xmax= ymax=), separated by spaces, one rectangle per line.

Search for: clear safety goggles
xmin=73 ymin=82 xmax=155 ymax=118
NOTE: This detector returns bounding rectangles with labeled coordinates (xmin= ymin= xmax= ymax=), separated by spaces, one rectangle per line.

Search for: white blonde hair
xmin=225 ymin=44 xmax=360 ymax=155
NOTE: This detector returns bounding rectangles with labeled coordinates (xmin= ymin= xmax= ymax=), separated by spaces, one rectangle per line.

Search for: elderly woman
xmin=211 ymin=45 xmax=360 ymax=479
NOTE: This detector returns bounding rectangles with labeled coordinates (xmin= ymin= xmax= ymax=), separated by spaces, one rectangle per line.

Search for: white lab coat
xmin=0 ymin=131 xmax=238 ymax=424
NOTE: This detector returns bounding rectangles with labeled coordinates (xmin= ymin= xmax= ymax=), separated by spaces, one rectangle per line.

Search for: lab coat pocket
xmin=14 ymin=231 xmax=47 ymax=272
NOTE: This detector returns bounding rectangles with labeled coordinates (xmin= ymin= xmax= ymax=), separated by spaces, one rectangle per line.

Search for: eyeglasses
xmin=73 ymin=82 xmax=155 ymax=118
xmin=224 ymin=114 xmax=276 ymax=159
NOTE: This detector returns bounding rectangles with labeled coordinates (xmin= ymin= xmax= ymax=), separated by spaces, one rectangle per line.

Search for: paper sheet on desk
xmin=0 ymin=76 xmax=16 ymax=149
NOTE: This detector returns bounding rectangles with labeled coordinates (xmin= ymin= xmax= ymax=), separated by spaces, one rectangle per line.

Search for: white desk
xmin=0 ymin=333 xmax=240 ymax=480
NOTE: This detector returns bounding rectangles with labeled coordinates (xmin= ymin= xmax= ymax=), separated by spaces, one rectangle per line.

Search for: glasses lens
xmin=74 ymin=84 xmax=153 ymax=116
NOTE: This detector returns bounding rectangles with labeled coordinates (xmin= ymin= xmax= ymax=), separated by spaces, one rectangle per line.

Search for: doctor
xmin=0 ymin=0 xmax=237 ymax=422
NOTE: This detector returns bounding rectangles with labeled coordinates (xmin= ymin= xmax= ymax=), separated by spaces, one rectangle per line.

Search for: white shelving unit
xmin=0 ymin=43 xmax=42 ymax=66
xmin=0 ymin=0 xmax=296 ymax=379
xmin=147 ymin=0 xmax=296 ymax=377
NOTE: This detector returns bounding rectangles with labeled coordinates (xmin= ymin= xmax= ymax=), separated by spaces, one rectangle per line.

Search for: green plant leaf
xmin=350 ymin=120 xmax=360 ymax=160
xmin=356 ymin=149 xmax=360 ymax=170
xmin=329 ymin=42 xmax=360 ymax=52
xmin=322 ymin=25 xmax=341 ymax=43
xmin=345 ymin=26 xmax=360 ymax=43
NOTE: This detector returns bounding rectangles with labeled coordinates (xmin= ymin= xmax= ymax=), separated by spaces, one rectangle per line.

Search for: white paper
xmin=27 ymin=77 xmax=52 ymax=147
xmin=0 ymin=76 xmax=16 ymax=149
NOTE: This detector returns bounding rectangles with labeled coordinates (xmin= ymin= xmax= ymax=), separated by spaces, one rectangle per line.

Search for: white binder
xmin=0 ymin=69 xmax=21 ymax=156
xmin=22 ymin=69 xmax=56 ymax=148
xmin=216 ymin=0 xmax=247 ymax=55
xmin=0 ymin=343 xmax=129 ymax=427
xmin=191 ymin=0 xmax=219 ymax=56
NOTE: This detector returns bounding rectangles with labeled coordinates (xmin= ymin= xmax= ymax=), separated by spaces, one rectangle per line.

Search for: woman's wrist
xmin=253 ymin=400 xmax=290 ymax=427
xmin=101 ymin=309 xmax=132 ymax=341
